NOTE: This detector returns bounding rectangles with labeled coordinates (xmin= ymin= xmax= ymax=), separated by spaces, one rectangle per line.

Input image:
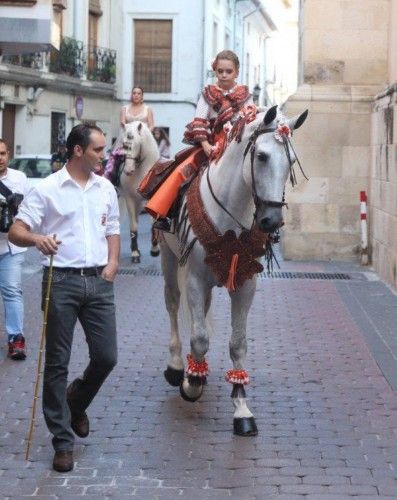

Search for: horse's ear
xmin=138 ymin=122 xmax=143 ymax=133
xmin=263 ymin=105 xmax=278 ymax=126
xmin=289 ymin=109 xmax=309 ymax=130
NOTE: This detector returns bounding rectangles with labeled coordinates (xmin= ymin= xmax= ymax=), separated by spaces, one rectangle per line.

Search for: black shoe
xmin=66 ymin=383 xmax=90 ymax=438
xmin=53 ymin=450 xmax=74 ymax=472
xmin=153 ymin=217 xmax=172 ymax=232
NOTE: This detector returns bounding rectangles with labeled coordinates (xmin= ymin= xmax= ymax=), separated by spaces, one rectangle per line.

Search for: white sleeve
xmin=195 ymin=94 xmax=211 ymax=120
xmin=105 ymin=185 xmax=120 ymax=236
xmin=16 ymin=187 xmax=45 ymax=232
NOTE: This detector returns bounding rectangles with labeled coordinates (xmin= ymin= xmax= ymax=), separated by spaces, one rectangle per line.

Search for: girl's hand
xmin=201 ymin=141 xmax=215 ymax=158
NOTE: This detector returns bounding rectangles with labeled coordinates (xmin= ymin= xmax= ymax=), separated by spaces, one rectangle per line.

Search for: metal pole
xmin=25 ymin=238 xmax=56 ymax=461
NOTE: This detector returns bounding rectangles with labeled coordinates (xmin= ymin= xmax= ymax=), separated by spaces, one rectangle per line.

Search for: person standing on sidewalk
xmin=0 ymin=139 xmax=28 ymax=360
xmin=8 ymin=124 xmax=120 ymax=473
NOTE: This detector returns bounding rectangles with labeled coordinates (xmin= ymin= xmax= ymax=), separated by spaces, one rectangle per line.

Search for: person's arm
xmin=101 ymin=234 xmax=120 ymax=281
xmin=147 ymin=107 xmax=154 ymax=131
xmin=101 ymin=185 xmax=120 ymax=281
xmin=184 ymin=93 xmax=215 ymax=157
xmin=120 ymin=106 xmax=126 ymax=128
xmin=8 ymin=220 xmax=60 ymax=254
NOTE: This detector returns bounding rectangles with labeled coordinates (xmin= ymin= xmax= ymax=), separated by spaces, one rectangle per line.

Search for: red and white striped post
xmin=360 ymin=191 xmax=368 ymax=265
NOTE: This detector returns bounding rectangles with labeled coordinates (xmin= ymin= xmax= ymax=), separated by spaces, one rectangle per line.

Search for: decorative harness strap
xmin=185 ymin=172 xmax=267 ymax=292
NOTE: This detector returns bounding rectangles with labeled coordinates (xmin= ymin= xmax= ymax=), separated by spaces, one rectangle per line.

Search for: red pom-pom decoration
xmin=186 ymin=353 xmax=209 ymax=378
xmin=225 ymin=369 xmax=250 ymax=385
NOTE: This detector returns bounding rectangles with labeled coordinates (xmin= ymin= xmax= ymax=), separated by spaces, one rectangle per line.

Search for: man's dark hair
xmin=0 ymin=138 xmax=9 ymax=150
xmin=66 ymin=124 xmax=103 ymax=159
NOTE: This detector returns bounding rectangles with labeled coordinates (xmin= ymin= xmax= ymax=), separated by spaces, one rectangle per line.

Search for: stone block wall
xmin=370 ymin=85 xmax=397 ymax=289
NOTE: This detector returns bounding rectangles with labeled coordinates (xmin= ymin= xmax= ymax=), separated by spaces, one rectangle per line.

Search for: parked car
xmin=8 ymin=154 xmax=53 ymax=188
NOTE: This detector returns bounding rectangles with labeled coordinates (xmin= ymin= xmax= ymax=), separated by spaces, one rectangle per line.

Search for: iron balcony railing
xmin=133 ymin=60 xmax=172 ymax=93
xmin=1 ymin=36 xmax=116 ymax=84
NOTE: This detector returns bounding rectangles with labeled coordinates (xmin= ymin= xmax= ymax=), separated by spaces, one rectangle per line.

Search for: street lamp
xmin=252 ymin=84 xmax=261 ymax=105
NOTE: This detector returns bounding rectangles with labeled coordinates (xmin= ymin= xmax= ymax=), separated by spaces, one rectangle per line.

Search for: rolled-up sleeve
xmin=16 ymin=187 xmax=45 ymax=232
xmin=105 ymin=185 xmax=120 ymax=236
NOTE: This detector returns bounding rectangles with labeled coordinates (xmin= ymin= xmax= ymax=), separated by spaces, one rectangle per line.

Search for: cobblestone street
xmin=1 ymin=215 xmax=397 ymax=499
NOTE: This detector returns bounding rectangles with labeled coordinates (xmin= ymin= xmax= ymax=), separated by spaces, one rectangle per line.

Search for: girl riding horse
xmin=141 ymin=50 xmax=256 ymax=232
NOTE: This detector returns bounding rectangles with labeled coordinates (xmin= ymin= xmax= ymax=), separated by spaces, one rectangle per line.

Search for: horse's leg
xmin=180 ymin=276 xmax=211 ymax=402
xmin=228 ymin=277 xmax=258 ymax=436
xmin=124 ymin=195 xmax=140 ymax=264
xmin=150 ymin=225 xmax=160 ymax=257
xmin=161 ymin=241 xmax=184 ymax=386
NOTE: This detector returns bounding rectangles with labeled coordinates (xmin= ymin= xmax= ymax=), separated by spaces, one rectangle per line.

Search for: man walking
xmin=0 ymin=139 xmax=28 ymax=360
xmin=9 ymin=124 xmax=120 ymax=473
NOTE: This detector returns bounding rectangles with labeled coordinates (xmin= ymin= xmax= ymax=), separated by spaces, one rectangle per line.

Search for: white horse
xmin=160 ymin=105 xmax=308 ymax=436
xmin=117 ymin=121 xmax=160 ymax=263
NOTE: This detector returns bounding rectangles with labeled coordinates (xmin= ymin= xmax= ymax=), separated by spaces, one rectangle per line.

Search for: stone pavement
xmin=0 ymin=214 xmax=397 ymax=499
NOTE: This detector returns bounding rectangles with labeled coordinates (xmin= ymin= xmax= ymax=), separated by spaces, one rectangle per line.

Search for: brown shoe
xmin=66 ymin=383 xmax=89 ymax=438
xmin=53 ymin=450 xmax=73 ymax=472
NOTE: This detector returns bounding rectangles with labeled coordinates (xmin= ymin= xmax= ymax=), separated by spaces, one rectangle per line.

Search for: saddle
xmin=138 ymin=146 xmax=206 ymax=200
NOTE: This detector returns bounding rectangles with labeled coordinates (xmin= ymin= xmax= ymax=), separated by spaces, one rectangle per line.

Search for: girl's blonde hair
xmin=211 ymin=50 xmax=240 ymax=71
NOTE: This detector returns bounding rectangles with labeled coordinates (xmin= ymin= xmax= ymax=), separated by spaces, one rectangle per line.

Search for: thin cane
xmin=25 ymin=236 xmax=56 ymax=461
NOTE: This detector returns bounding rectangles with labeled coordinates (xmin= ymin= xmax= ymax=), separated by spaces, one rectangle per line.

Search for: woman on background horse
xmin=105 ymin=86 xmax=155 ymax=183
xmin=120 ymin=86 xmax=154 ymax=131
xmin=141 ymin=50 xmax=256 ymax=232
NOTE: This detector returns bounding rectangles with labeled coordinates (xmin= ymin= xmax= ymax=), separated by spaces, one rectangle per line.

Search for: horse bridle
xmin=206 ymin=121 xmax=306 ymax=231
xmin=119 ymin=141 xmax=143 ymax=175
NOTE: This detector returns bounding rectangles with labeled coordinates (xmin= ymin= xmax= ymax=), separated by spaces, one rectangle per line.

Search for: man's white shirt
xmin=0 ymin=168 xmax=28 ymax=255
xmin=17 ymin=167 xmax=120 ymax=267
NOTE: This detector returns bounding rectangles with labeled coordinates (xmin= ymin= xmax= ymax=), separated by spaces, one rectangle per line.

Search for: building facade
xmin=0 ymin=0 xmax=117 ymax=156
xmin=370 ymin=0 xmax=397 ymax=289
xmin=117 ymin=0 xmax=275 ymax=156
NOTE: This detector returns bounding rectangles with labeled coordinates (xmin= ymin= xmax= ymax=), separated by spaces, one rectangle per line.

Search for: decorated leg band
xmin=225 ymin=369 xmax=250 ymax=385
xmin=186 ymin=353 xmax=209 ymax=378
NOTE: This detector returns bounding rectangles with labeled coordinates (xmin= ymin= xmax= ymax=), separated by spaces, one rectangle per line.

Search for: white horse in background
xmin=116 ymin=121 xmax=160 ymax=263
xmin=160 ymin=105 xmax=308 ymax=436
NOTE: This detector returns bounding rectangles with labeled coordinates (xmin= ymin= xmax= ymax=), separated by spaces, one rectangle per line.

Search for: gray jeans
xmin=42 ymin=268 xmax=117 ymax=451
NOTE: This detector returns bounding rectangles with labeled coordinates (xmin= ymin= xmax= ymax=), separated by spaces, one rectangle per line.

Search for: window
xmin=51 ymin=112 xmax=66 ymax=153
xmin=88 ymin=11 xmax=100 ymax=74
xmin=134 ymin=19 xmax=172 ymax=93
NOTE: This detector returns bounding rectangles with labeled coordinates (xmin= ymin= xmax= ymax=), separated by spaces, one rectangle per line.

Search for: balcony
xmin=1 ymin=36 xmax=116 ymax=84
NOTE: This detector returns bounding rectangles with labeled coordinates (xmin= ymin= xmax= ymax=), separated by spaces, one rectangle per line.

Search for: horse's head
xmin=241 ymin=105 xmax=308 ymax=233
xmin=120 ymin=121 xmax=146 ymax=175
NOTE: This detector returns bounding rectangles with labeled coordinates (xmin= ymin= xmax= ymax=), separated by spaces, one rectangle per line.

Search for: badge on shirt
xmin=101 ymin=213 xmax=107 ymax=226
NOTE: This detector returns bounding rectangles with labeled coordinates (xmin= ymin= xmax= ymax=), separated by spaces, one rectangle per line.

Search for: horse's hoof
xmin=131 ymin=255 xmax=140 ymax=264
xmin=179 ymin=379 xmax=203 ymax=402
xmin=164 ymin=366 xmax=184 ymax=387
xmin=150 ymin=249 xmax=160 ymax=257
xmin=233 ymin=417 xmax=258 ymax=436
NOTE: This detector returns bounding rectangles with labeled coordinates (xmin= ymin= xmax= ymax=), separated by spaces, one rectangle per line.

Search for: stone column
xmin=283 ymin=0 xmax=389 ymax=260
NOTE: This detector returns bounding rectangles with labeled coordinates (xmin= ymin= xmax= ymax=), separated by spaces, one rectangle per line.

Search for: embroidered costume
xmin=141 ymin=84 xmax=254 ymax=219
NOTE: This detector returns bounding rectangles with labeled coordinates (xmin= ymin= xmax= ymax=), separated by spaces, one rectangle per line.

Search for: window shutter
xmin=134 ymin=19 xmax=172 ymax=93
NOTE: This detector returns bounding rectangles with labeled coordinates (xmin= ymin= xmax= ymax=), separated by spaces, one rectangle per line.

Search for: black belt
xmin=45 ymin=266 xmax=105 ymax=276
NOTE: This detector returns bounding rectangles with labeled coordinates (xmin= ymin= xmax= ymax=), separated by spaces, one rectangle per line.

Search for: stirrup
xmin=153 ymin=217 xmax=173 ymax=233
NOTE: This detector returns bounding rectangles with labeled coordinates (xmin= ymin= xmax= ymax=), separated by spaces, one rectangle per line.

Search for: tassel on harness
xmin=226 ymin=253 xmax=239 ymax=292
